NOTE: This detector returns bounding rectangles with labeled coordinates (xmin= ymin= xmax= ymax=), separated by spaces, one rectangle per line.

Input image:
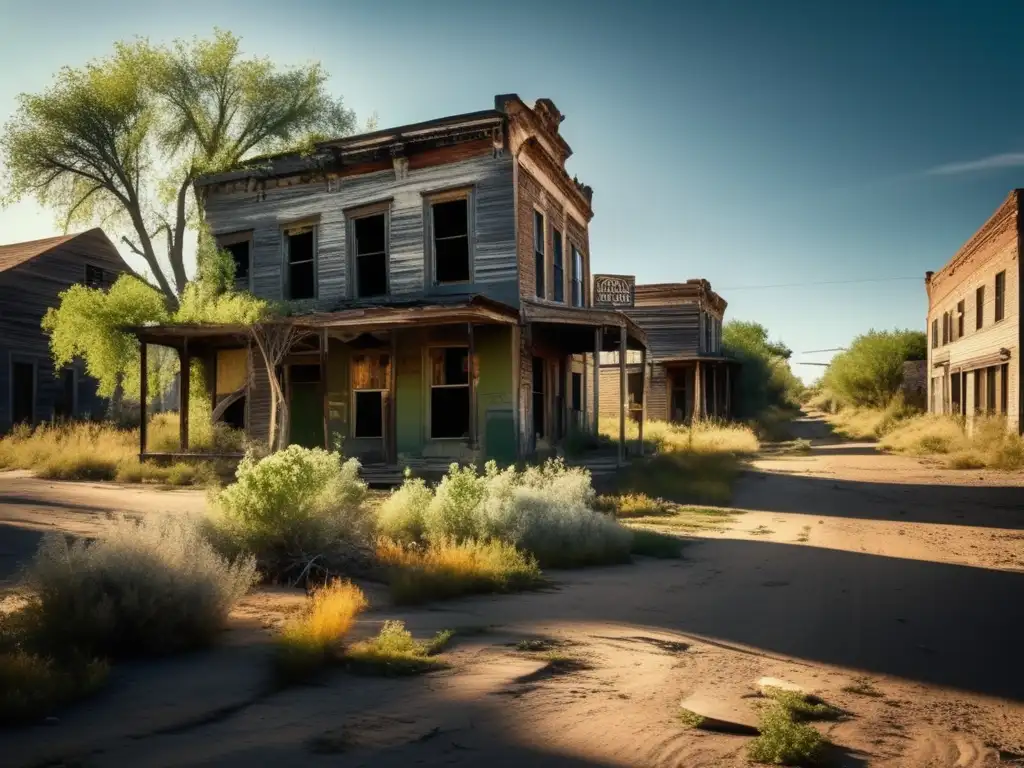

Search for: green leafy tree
xmin=1 ymin=29 xmax=357 ymax=304
xmin=723 ymin=320 xmax=802 ymax=417
xmin=823 ymin=329 xmax=926 ymax=408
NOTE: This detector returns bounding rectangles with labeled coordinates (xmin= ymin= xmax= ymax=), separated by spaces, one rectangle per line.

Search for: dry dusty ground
xmin=2 ymin=415 xmax=1024 ymax=767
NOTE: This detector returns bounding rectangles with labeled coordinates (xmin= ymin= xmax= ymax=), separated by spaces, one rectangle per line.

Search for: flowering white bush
xmin=209 ymin=446 xmax=370 ymax=578
xmin=379 ymin=459 xmax=632 ymax=567
xmin=26 ymin=513 xmax=257 ymax=657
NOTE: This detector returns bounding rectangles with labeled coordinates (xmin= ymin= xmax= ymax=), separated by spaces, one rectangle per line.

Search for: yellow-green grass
xmin=0 ymin=650 xmax=108 ymax=725
xmin=600 ymin=417 xmax=760 ymax=456
xmin=879 ymin=413 xmax=1024 ymax=469
xmin=272 ymin=581 xmax=369 ymax=685
xmin=623 ymin=505 xmax=738 ymax=531
xmin=376 ymin=538 xmax=545 ymax=605
xmin=344 ymin=620 xmax=452 ymax=676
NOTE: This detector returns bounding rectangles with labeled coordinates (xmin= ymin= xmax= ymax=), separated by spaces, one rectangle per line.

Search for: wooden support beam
xmin=593 ymin=328 xmax=601 ymax=437
xmin=389 ymin=331 xmax=398 ymax=464
xmin=639 ymin=347 xmax=647 ymax=456
xmin=618 ymin=324 xmax=627 ymax=466
xmin=139 ymin=342 xmax=148 ymax=458
xmin=321 ymin=329 xmax=329 ymax=449
xmin=712 ymin=363 xmax=718 ymax=418
xmin=693 ymin=360 xmax=702 ymax=423
xmin=179 ymin=338 xmax=190 ymax=452
xmin=468 ymin=323 xmax=477 ymax=451
xmin=582 ymin=350 xmax=589 ymax=433
xmin=725 ymin=364 xmax=731 ymax=418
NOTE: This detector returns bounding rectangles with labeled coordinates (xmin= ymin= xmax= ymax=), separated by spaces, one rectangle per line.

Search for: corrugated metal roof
xmin=0 ymin=229 xmax=96 ymax=273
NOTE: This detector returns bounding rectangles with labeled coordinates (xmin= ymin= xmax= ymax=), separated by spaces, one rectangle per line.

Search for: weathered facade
xmin=925 ymin=190 xmax=1021 ymax=433
xmin=133 ymin=96 xmax=647 ymax=475
xmin=0 ymin=228 xmax=124 ymax=433
xmin=597 ymin=280 xmax=735 ymax=424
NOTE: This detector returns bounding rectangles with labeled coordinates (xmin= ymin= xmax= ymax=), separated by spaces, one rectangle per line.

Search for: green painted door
xmin=289 ymin=364 xmax=324 ymax=448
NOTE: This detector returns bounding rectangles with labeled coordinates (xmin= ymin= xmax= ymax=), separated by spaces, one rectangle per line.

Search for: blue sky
xmin=2 ymin=0 xmax=1023 ymax=381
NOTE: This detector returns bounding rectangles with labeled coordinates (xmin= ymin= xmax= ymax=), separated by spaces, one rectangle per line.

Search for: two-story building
xmin=925 ymin=190 xmax=1021 ymax=433
xmin=597 ymin=280 xmax=735 ymax=425
xmin=131 ymin=96 xmax=647 ymax=473
xmin=0 ymin=228 xmax=124 ymax=433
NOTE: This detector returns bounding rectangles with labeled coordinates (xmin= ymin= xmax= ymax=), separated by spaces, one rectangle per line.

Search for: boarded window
xmin=552 ymin=228 xmax=564 ymax=303
xmin=286 ymin=227 xmax=316 ymax=300
xmin=532 ymin=357 xmax=545 ymax=438
xmin=571 ymin=245 xmax=584 ymax=307
xmin=534 ymin=211 xmax=545 ymax=298
xmin=224 ymin=241 xmax=250 ymax=283
xmin=432 ymin=199 xmax=470 ymax=284
xmin=976 ymin=286 xmax=985 ymax=329
xmin=956 ymin=300 xmax=964 ymax=339
xmin=85 ymin=264 xmax=104 ymax=288
xmin=995 ymin=271 xmax=1006 ymax=321
xmin=571 ymin=372 xmax=582 ymax=412
xmin=429 ymin=348 xmax=469 ymax=439
xmin=354 ymin=214 xmax=388 ymax=297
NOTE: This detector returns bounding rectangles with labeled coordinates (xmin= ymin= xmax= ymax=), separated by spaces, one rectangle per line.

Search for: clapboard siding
xmin=647 ymin=362 xmax=669 ymax=422
xmin=0 ymin=229 xmax=124 ymax=431
xmin=623 ymin=304 xmax=700 ymax=360
xmin=204 ymin=153 xmax=518 ymax=309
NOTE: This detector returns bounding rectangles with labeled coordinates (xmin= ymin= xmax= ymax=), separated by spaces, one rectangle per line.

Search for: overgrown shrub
xmin=823 ymin=329 xmax=926 ymax=409
xmin=272 ymin=580 xmax=368 ymax=685
xmin=748 ymin=703 xmax=825 ymax=765
xmin=376 ymin=474 xmax=431 ymax=543
xmin=377 ymin=538 xmax=543 ymax=604
xmin=379 ymin=460 xmax=632 ymax=568
xmin=345 ymin=620 xmax=450 ymax=675
xmin=723 ymin=320 xmax=803 ymax=418
xmin=23 ymin=514 xmax=257 ymax=658
xmin=209 ymin=446 xmax=371 ymax=581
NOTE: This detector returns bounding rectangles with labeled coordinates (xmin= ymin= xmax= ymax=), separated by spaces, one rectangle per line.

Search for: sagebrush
xmin=24 ymin=513 xmax=257 ymax=658
xmin=345 ymin=620 xmax=450 ymax=675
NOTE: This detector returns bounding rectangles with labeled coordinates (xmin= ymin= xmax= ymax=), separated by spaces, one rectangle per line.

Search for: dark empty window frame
xmin=349 ymin=206 xmax=389 ymax=298
xmin=995 ymin=271 xmax=1006 ymax=322
xmin=534 ymin=211 xmax=545 ymax=298
xmin=956 ymin=300 xmax=965 ymax=339
xmin=85 ymin=264 xmax=104 ymax=288
xmin=429 ymin=192 xmax=471 ymax=285
xmin=976 ymin=285 xmax=985 ymax=329
xmin=429 ymin=347 xmax=470 ymax=439
xmin=284 ymin=223 xmax=317 ymax=300
xmin=216 ymin=231 xmax=253 ymax=287
xmin=351 ymin=353 xmax=390 ymax=438
xmin=552 ymin=228 xmax=564 ymax=303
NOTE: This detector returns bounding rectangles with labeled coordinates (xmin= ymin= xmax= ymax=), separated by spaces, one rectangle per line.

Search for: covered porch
xmin=659 ymin=355 xmax=739 ymax=423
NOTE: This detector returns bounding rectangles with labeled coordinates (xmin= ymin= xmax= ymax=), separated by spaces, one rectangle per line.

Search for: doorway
xmin=288 ymin=363 xmax=324 ymax=448
xmin=11 ymin=360 xmax=35 ymax=426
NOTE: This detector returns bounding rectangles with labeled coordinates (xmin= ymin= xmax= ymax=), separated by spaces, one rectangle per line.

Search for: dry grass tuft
xmin=377 ymin=538 xmax=544 ymax=605
xmin=879 ymin=413 xmax=1024 ymax=470
xmin=0 ymin=650 xmax=108 ymax=724
xmin=594 ymin=492 xmax=670 ymax=518
xmin=601 ymin=417 xmax=760 ymax=456
xmin=273 ymin=581 xmax=368 ymax=685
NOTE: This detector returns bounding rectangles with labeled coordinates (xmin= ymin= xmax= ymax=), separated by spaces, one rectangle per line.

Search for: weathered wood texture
xmin=926 ymin=191 xmax=1021 ymax=432
xmin=622 ymin=282 xmax=725 ymax=361
xmin=203 ymin=151 xmax=519 ymax=309
xmin=0 ymin=229 xmax=124 ymax=432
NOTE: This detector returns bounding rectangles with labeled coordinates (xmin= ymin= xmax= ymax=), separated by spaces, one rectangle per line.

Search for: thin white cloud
xmin=926 ymin=152 xmax=1024 ymax=176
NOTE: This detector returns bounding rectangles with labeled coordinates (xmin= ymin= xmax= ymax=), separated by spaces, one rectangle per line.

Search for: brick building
xmin=925 ymin=190 xmax=1021 ymax=432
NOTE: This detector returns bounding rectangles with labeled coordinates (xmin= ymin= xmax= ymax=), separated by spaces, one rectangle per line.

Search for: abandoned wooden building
xmin=130 ymin=95 xmax=648 ymax=474
xmin=925 ymin=190 xmax=1021 ymax=433
xmin=597 ymin=279 xmax=736 ymax=425
xmin=0 ymin=228 xmax=124 ymax=433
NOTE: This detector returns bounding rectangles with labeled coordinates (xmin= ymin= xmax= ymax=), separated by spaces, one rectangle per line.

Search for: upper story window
xmin=534 ymin=211 xmax=545 ymax=298
xmin=284 ymin=224 xmax=316 ymax=300
xmin=85 ymin=264 xmax=104 ymax=288
xmin=941 ymin=312 xmax=949 ymax=345
xmin=352 ymin=211 xmax=388 ymax=298
xmin=571 ymin=245 xmax=584 ymax=307
xmin=552 ymin=228 xmax=564 ymax=303
xmin=430 ymin=195 xmax=471 ymax=284
xmin=976 ymin=285 xmax=985 ymax=329
xmin=995 ymin=271 xmax=1006 ymax=322
xmin=216 ymin=231 xmax=252 ymax=288
xmin=931 ymin=318 xmax=938 ymax=349
xmin=956 ymin=300 xmax=965 ymax=339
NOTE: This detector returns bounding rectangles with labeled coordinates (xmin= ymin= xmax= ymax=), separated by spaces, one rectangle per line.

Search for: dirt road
xmin=2 ymin=416 xmax=1024 ymax=767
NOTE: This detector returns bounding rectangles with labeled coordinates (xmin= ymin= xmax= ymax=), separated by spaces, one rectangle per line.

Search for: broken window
xmin=571 ymin=245 xmax=584 ymax=307
xmin=85 ymin=264 xmax=104 ymax=288
xmin=534 ymin=211 xmax=545 ymax=298
xmin=354 ymin=213 xmax=388 ymax=298
xmin=224 ymin=241 xmax=250 ymax=283
xmin=285 ymin=226 xmax=316 ymax=300
xmin=552 ymin=228 xmax=564 ymax=303
xmin=995 ymin=271 xmax=1006 ymax=321
xmin=532 ymin=357 xmax=545 ymax=438
xmin=352 ymin=354 xmax=389 ymax=439
xmin=627 ymin=371 xmax=643 ymax=406
xmin=976 ymin=285 xmax=985 ymax=329
xmin=956 ymin=300 xmax=964 ymax=339
xmin=432 ymin=198 xmax=470 ymax=284
xmin=429 ymin=347 xmax=469 ymax=439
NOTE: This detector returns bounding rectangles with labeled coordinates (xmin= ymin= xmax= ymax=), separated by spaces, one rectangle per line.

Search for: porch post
xmin=725 ymin=364 xmax=731 ymax=418
xmin=582 ymin=351 xmax=588 ymax=432
xmin=618 ymin=324 xmax=627 ymax=466
xmin=563 ymin=355 xmax=571 ymax=441
xmin=179 ymin=338 xmax=190 ymax=452
xmin=638 ymin=345 xmax=647 ymax=456
xmin=694 ymin=360 xmax=702 ymax=422
xmin=593 ymin=327 xmax=601 ymax=437
xmin=712 ymin=363 xmax=718 ymax=418
xmin=389 ymin=330 xmax=398 ymax=464
xmin=320 ymin=329 xmax=329 ymax=449
xmin=467 ymin=323 xmax=477 ymax=451
xmin=139 ymin=341 xmax=148 ymax=458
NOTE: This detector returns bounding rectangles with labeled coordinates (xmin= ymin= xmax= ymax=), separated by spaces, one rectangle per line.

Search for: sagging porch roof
xmin=126 ymin=295 xmax=647 ymax=350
